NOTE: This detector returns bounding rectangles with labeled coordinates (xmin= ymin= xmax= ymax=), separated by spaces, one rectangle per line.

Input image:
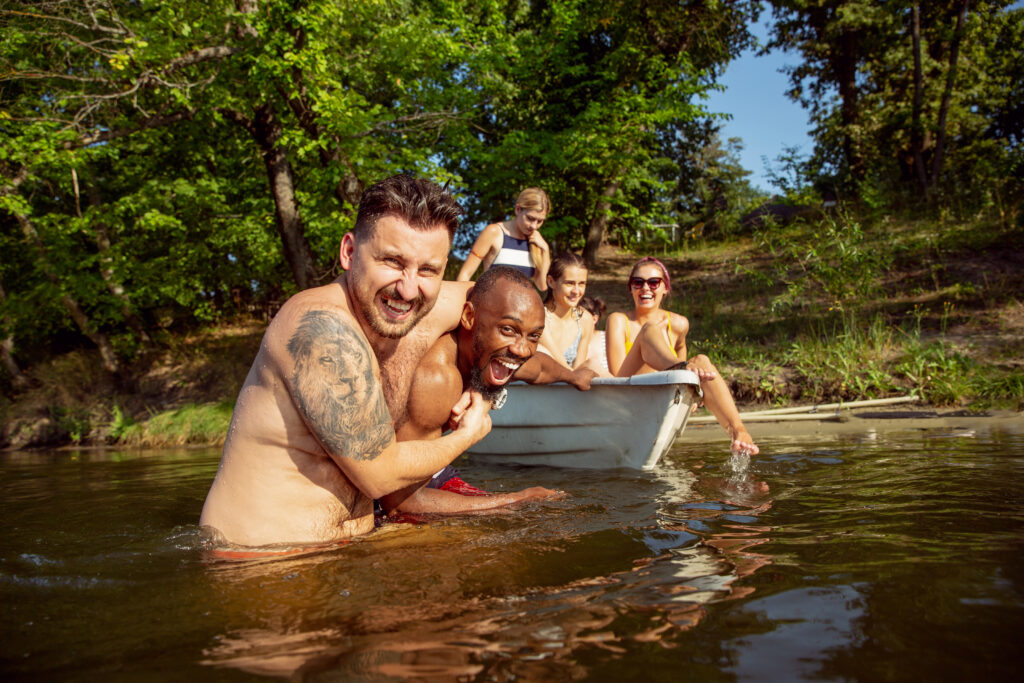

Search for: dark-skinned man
xmin=381 ymin=266 xmax=595 ymax=516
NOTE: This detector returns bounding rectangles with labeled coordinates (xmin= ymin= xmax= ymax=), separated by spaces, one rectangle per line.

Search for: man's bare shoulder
xmin=418 ymin=280 xmax=472 ymax=334
xmin=274 ymin=292 xmax=393 ymax=460
xmin=400 ymin=334 xmax=461 ymax=439
xmin=275 ymin=282 xmax=350 ymax=320
xmin=264 ymin=283 xmax=355 ymax=354
xmin=273 ymin=286 xmax=374 ymax=375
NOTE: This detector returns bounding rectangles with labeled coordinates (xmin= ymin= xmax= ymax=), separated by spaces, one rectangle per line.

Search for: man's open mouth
xmin=486 ymin=356 xmax=522 ymax=386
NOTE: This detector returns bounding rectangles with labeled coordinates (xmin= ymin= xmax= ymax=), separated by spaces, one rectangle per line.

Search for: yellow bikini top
xmin=624 ymin=312 xmax=676 ymax=357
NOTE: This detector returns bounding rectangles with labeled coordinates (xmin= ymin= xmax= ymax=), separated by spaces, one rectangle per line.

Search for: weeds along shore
xmin=3 ymin=211 xmax=1022 ymax=450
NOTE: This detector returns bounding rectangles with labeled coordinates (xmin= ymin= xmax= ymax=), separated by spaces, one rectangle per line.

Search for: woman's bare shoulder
xmin=580 ymin=310 xmax=597 ymax=332
xmin=480 ymin=221 xmax=505 ymax=236
xmin=606 ymin=310 xmax=630 ymax=324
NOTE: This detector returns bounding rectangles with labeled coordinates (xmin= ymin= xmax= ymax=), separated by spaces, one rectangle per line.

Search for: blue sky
xmin=708 ymin=2 xmax=1024 ymax=191
xmin=703 ymin=16 xmax=812 ymax=192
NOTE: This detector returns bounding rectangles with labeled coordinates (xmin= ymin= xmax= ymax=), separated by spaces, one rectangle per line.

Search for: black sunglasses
xmin=629 ymin=277 xmax=664 ymax=290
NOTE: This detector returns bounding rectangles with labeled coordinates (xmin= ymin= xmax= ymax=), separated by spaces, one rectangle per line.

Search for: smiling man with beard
xmin=200 ymin=175 xmax=494 ymax=552
xmin=379 ymin=266 xmax=595 ymax=516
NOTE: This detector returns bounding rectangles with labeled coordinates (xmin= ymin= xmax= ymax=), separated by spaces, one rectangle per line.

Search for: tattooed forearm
xmin=287 ymin=310 xmax=394 ymax=460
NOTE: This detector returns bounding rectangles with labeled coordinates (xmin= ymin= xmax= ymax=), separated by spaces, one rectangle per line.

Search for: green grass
xmin=119 ymin=402 xmax=234 ymax=448
xmin=648 ymin=210 xmax=1024 ymax=410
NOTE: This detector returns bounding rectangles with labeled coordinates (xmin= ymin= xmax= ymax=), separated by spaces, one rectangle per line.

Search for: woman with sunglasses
xmin=606 ymin=257 xmax=759 ymax=456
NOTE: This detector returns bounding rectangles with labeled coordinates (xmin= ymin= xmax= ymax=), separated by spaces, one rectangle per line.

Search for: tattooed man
xmin=200 ymin=175 xmax=491 ymax=549
xmin=381 ymin=266 xmax=595 ymax=516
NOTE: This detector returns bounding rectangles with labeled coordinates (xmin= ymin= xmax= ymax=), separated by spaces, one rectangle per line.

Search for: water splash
xmin=727 ymin=450 xmax=751 ymax=476
xmin=725 ymin=450 xmax=767 ymax=500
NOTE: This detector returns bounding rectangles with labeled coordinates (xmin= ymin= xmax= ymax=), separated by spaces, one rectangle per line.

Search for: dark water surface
xmin=2 ymin=423 xmax=1024 ymax=681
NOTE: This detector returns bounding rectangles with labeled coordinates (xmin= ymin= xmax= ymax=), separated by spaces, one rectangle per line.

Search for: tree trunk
xmin=14 ymin=212 xmax=122 ymax=374
xmin=834 ymin=28 xmax=864 ymax=183
xmin=930 ymin=0 xmax=970 ymax=191
xmin=910 ymin=3 xmax=929 ymax=196
xmin=0 ymin=281 xmax=29 ymax=389
xmin=250 ymin=104 xmax=320 ymax=290
xmin=582 ymin=177 xmax=622 ymax=268
xmin=86 ymin=178 xmax=151 ymax=342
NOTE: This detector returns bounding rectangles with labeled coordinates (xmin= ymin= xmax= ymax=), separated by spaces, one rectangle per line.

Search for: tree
xmin=0 ymin=0 xmax=483 ymax=375
xmin=766 ymin=0 xmax=1022 ymax=211
xmin=766 ymin=0 xmax=892 ymax=187
xmin=0 ymin=0 xmax=763 ymax=381
xmin=443 ymin=0 xmax=760 ymax=266
xmin=675 ymin=128 xmax=765 ymax=239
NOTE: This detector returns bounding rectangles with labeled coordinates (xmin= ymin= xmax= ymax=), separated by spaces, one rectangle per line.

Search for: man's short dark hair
xmin=352 ymin=175 xmax=463 ymax=242
xmin=469 ymin=266 xmax=535 ymax=305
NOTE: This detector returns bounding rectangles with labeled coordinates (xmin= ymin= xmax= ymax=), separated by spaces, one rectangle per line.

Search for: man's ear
xmin=339 ymin=232 xmax=356 ymax=270
xmin=460 ymin=300 xmax=476 ymax=331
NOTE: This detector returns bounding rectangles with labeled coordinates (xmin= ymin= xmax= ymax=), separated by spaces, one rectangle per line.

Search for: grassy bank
xmin=2 ymin=212 xmax=1022 ymax=450
xmin=583 ymin=210 xmax=1024 ymax=409
xmin=1 ymin=324 xmax=263 ymax=450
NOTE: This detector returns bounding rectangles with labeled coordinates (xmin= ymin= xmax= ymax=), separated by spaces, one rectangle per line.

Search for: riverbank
xmin=679 ymin=404 xmax=1024 ymax=447
xmin=2 ymin=212 xmax=1022 ymax=450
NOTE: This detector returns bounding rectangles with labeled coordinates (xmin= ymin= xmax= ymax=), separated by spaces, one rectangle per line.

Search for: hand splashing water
xmin=725 ymin=449 xmax=768 ymax=500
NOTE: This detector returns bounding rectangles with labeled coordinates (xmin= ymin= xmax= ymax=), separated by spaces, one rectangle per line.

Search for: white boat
xmin=465 ymin=369 xmax=702 ymax=470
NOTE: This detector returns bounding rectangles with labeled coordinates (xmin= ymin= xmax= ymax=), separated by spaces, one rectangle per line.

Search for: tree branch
xmin=72 ymin=110 xmax=196 ymax=147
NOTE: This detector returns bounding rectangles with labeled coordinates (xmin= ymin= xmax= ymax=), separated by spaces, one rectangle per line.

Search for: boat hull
xmin=466 ymin=369 xmax=701 ymax=470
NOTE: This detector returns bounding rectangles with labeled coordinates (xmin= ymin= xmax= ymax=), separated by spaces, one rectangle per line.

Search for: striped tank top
xmin=490 ymin=228 xmax=534 ymax=276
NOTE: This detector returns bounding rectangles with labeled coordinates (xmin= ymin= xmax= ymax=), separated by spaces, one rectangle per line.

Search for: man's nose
xmin=510 ymin=336 xmax=532 ymax=358
xmin=395 ymin=271 xmax=418 ymax=300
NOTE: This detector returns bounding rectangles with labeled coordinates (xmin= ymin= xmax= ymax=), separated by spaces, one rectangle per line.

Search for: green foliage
xmin=780 ymin=314 xmax=899 ymax=401
xmin=675 ymin=131 xmax=767 ymax=241
xmin=766 ymin=0 xmax=1023 ymax=215
xmin=49 ymin=405 xmax=92 ymax=445
xmin=106 ymin=404 xmax=136 ymax=443
xmin=752 ymin=211 xmax=892 ymax=314
xmin=894 ymin=337 xmax=976 ymax=406
xmin=763 ymin=145 xmax=820 ymax=206
xmin=445 ymin=0 xmax=760 ymax=254
xmin=1 ymin=0 xmax=761 ymax=371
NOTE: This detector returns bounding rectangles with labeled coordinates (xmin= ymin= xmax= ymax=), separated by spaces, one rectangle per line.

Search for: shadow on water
xmin=2 ymin=424 xmax=1024 ymax=680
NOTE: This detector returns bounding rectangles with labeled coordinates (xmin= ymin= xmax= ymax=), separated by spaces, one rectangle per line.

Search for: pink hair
xmin=628 ymin=257 xmax=671 ymax=293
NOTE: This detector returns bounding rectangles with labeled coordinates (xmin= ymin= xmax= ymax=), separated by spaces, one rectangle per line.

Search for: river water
xmin=2 ymin=420 xmax=1023 ymax=681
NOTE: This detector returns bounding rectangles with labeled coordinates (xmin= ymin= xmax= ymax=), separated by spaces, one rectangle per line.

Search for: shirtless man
xmin=381 ymin=266 xmax=596 ymax=516
xmin=200 ymin=175 xmax=493 ymax=550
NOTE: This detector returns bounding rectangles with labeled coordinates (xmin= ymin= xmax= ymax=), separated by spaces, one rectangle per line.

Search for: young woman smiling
xmin=605 ymin=257 xmax=759 ymax=456
xmin=536 ymin=251 xmax=596 ymax=371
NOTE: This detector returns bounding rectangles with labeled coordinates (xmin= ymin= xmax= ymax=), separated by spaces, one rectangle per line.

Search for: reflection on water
xmin=2 ymin=422 xmax=1024 ymax=680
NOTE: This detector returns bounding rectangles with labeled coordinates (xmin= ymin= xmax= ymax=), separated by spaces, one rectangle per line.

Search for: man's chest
xmin=376 ymin=330 xmax=435 ymax=422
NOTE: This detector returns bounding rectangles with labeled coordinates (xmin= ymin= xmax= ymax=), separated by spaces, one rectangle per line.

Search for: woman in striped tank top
xmin=457 ymin=187 xmax=552 ymax=293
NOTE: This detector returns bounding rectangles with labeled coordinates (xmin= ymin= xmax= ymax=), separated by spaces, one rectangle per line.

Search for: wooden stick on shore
xmin=688 ymin=395 xmax=920 ymax=424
